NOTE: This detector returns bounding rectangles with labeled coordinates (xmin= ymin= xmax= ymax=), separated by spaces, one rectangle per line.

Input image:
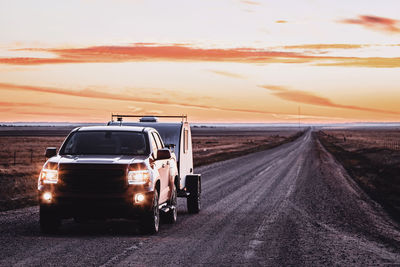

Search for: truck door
xmin=151 ymin=132 xmax=170 ymax=203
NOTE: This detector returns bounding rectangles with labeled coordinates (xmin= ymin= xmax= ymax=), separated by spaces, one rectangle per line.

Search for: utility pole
xmin=298 ymin=106 xmax=301 ymax=129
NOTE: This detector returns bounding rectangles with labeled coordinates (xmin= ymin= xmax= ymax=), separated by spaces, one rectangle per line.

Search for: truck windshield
xmin=60 ymin=131 xmax=148 ymax=155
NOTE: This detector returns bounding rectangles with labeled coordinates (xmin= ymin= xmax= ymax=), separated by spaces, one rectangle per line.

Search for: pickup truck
xmin=38 ymin=115 xmax=201 ymax=234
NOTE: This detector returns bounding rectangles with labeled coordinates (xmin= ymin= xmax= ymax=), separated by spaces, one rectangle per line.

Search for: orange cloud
xmin=0 ymin=44 xmax=309 ymax=65
xmin=49 ymin=45 xmax=308 ymax=63
xmin=1 ymin=43 xmax=400 ymax=68
xmin=259 ymin=85 xmax=399 ymax=115
xmin=0 ymin=57 xmax=77 ymax=65
xmin=259 ymin=85 xmax=287 ymax=91
xmin=281 ymin=44 xmax=368 ymax=50
xmin=0 ymin=82 xmax=206 ymax=109
xmin=317 ymin=57 xmax=400 ymax=68
xmin=275 ymin=20 xmax=288 ymax=23
xmin=0 ymin=100 xmax=96 ymax=111
xmin=15 ymin=111 xmax=94 ymax=118
xmin=0 ymin=82 xmax=284 ymax=116
xmin=207 ymin=70 xmax=246 ymax=79
xmin=339 ymin=15 xmax=400 ymax=34
xmin=0 ymin=101 xmax=47 ymax=108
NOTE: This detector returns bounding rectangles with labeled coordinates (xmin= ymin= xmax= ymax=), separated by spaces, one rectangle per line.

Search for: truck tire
xmin=140 ymin=191 xmax=160 ymax=234
xmin=164 ymin=185 xmax=178 ymax=224
xmin=187 ymin=175 xmax=201 ymax=214
xmin=39 ymin=206 xmax=60 ymax=233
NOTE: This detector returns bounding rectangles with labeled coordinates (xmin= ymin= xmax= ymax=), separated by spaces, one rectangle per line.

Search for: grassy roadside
xmin=316 ymin=131 xmax=400 ymax=222
xmin=0 ymin=136 xmax=65 ymax=211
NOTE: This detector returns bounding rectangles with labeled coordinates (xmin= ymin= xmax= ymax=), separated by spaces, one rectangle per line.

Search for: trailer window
xmin=184 ymin=129 xmax=188 ymax=153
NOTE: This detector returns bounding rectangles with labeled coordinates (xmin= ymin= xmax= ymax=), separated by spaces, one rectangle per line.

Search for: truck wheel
xmin=140 ymin=191 xmax=160 ymax=234
xmin=164 ymin=185 xmax=177 ymax=224
xmin=187 ymin=176 xmax=201 ymax=214
xmin=39 ymin=206 xmax=61 ymax=233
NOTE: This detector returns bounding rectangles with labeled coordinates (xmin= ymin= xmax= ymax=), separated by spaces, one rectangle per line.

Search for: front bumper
xmin=38 ymin=185 xmax=154 ymax=219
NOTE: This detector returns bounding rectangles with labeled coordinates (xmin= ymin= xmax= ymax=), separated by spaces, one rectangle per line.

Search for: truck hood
xmin=49 ymin=155 xmax=148 ymax=165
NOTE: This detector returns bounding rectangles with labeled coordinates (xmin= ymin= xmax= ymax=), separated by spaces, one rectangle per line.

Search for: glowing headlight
xmin=40 ymin=169 xmax=58 ymax=184
xmin=127 ymin=170 xmax=150 ymax=185
xmin=42 ymin=192 xmax=52 ymax=202
xmin=134 ymin=193 xmax=145 ymax=203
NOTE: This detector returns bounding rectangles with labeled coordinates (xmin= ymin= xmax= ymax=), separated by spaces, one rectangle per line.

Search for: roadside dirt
xmin=317 ymin=130 xmax=400 ymax=222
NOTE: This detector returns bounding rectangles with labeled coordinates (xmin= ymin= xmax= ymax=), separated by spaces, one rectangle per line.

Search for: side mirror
xmin=45 ymin=147 xmax=57 ymax=158
xmin=157 ymin=148 xmax=171 ymax=160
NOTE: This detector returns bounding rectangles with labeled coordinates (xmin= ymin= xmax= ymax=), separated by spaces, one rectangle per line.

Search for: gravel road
xmin=1 ymin=130 xmax=399 ymax=266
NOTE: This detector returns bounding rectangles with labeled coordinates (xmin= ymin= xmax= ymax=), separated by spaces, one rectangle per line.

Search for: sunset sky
xmin=1 ymin=0 xmax=400 ymax=123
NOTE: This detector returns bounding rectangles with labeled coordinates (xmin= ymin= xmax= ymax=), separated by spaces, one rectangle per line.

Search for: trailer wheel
xmin=140 ymin=191 xmax=159 ymax=234
xmin=187 ymin=175 xmax=201 ymax=214
xmin=39 ymin=206 xmax=61 ymax=233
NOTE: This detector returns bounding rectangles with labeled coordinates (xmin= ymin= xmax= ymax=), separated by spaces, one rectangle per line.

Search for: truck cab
xmin=39 ymin=126 xmax=181 ymax=234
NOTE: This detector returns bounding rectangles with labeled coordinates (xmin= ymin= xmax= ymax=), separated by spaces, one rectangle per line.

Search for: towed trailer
xmin=108 ymin=114 xmax=201 ymax=213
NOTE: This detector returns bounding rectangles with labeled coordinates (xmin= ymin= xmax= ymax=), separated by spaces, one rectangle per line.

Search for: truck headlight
xmin=40 ymin=169 xmax=58 ymax=184
xmin=127 ymin=170 xmax=150 ymax=185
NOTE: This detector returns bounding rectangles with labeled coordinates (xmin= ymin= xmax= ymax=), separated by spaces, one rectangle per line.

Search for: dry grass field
xmin=0 ymin=126 xmax=304 ymax=211
xmin=0 ymin=136 xmax=65 ymax=210
xmin=317 ymin=128 xmax=400 ymax=221
xmin=192 ymin=127 xmax=304 ymax=166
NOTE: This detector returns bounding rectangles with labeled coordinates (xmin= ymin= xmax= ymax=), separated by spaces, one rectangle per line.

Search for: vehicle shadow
xmin=24 ymin=208 xmax=191 ymax=238
xmin=19 ymin=199 xmax=191 ymax=238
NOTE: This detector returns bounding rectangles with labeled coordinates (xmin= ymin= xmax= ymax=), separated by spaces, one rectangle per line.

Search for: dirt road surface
xmin=1 ymin=130 xmax=399 ymax=266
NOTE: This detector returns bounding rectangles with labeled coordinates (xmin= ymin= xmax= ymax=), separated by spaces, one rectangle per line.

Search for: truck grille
xmin=58 ymin=164 xmax=128 ymax=194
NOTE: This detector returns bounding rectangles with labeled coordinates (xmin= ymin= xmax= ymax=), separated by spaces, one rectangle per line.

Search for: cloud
xmin=0 ymin=57 xmax=78 ymax=65
xmin=0 ymin=101 xmax=49 ymax=108
xmin=0 ymin=100 xmax=97 ymax=111
xmin=316 ymin=57 xmax=400 ymax=68
xmin=275 ymin=20 xmax=288 ymax=24
xmin=0 ymin=44 xmax=309 ymax=66
xmin=259 ymin=84 xmax=399 ymax=115
xmin=47 ymin=45 xmax=308 ymax=63
xmin=259 ymin=85 xmax=287 ymax=91
xmin=1 ymin=43 xmax=400 ymax=68
xmin=339 ymin=15 xmax=400 ymax=34
xmin=0 ymin=82 xmax=284 ymax=116
xmin=240 ymin=0 xmax=261 ymax=5
xmin=0 ymin=100 xmax=102 ymax=119
xmin=207 ymin=70 xmax=246 ymax=79
xmin=272 ymin=113 xmax=346 ymax=121
xmin=281 ymin=44 xmax=368 ymax=50
xmin=0 ymin=82 xmax=207 ymax=109
xmin=15 ymin=111 xmax=95 ymax=118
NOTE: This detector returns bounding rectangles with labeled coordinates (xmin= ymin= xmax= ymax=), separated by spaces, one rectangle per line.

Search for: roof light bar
xmin=111 ymin=114 xmax=188 ymax=123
